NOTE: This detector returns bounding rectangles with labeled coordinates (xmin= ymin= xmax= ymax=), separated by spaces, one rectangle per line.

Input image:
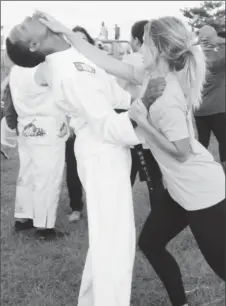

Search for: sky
xmin=1 ymin=1 xmax=202 ymax=41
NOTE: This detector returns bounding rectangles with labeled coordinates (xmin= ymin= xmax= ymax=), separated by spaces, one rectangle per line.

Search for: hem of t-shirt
xmin=164 ymin=132 xmax=189 ymax=142
xmin=170 ymin=192 xmax=225 ymax=211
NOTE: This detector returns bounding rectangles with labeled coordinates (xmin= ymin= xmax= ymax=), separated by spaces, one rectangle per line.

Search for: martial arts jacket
xmin=45 ymin=47 xmax=141 ymax=158
xmin=9 ymin=64 xmax=69 ymax=145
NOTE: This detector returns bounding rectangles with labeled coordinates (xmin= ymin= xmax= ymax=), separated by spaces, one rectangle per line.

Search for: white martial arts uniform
xmin=45 ymin=47 xmax=141 ymax=306
xmin=9 ymin=65 xmax=68 ymax=228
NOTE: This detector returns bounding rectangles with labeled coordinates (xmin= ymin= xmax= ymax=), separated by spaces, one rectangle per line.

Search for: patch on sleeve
xmin=73 ymin=62 xmax=95 ymax=74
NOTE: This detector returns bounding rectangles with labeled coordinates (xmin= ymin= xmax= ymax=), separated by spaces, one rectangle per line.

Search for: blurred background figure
xmin=114 ymin=24 xmax=120 ymax=40
xmin=99 ymin=21 xmax=108 ymax=40
xmin=95 ymin=40 xmax=105 ymax=50
xmin=195 ymin=25 xmax=226 ymax=170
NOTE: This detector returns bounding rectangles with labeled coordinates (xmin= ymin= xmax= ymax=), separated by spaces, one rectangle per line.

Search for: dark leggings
xmin=139 ymin=190 xmax=225 ymax=306
xmin=65 ymin=136 xmax=83 ymax=212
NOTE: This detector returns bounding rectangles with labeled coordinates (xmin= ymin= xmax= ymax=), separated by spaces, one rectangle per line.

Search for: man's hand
xmin=141 ymin=77 xmax=166 ymax=110
xmin=129 ymin=99 xmax=149 ymax=126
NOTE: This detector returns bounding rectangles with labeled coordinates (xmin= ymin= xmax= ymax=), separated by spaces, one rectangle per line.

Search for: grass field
xmin=1 ymin=134 xmax=225 ymax=306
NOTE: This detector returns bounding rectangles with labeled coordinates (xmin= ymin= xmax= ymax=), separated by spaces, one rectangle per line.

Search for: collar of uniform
xmin=45 ymin=46 xmax=76 ymax=63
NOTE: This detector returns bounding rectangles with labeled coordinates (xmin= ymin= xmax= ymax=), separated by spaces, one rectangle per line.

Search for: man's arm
xmin=109 ymin=75 xmax=133 ymax=110
xmin=61 ymin=71 xmax=141 ymax=147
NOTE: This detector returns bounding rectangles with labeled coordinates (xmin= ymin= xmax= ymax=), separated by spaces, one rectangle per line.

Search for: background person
xmin=195 ymin=25 xmax=226 ymax=170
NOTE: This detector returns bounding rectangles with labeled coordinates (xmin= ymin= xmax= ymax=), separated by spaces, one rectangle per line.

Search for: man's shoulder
xmin=10 ymin=65 xmax=37 ymax=85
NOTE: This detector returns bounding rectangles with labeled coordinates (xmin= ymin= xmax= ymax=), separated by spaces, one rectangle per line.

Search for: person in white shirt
xmin=45 ymin=14 xmax=225 ymax=306
xmin=99 ymin=21 xmax=108 ymax=40
xmin=8 ymin=64 xmax=69 ymax=241
xmin=6 ymin=14 xmax=142 ymax=306
xmin=129 ymin=17 xmax=225 ymax=305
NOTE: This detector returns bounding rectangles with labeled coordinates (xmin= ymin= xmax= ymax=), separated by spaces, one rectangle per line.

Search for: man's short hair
xmin=6 ymin=37 xmax=45 ymax=68
xmin=131 ymin=20 xmax=149 ymax=45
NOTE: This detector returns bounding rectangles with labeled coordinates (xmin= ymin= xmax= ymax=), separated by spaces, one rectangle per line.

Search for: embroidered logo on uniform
xmin=58 ymin=122 xmax=68 ymax=138
xmin=73 ymin=62 xmax=95 ymax=74
xmin=23 ymin=120 xmax=46 ymax=137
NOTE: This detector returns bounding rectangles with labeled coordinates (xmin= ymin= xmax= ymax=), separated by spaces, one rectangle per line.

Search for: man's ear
xmin=135 ymin=37 xmax=140 ymax=47
xmin=29 ymin=40 xmax=40 ymax=52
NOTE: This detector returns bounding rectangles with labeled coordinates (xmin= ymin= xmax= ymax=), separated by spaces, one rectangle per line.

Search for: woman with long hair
xmin=38 ymin=13 xmax=225 ymax=305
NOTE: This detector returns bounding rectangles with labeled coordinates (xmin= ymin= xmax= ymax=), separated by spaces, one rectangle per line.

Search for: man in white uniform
xmin=6 ymin=16 xmax=142 ymax=306
xmin=7 ymin=64 xmax=69 ymax=240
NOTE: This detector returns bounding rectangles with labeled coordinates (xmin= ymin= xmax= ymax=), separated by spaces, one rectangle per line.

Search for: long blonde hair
xmin=143 ymin=16 xmax=206 ymax=110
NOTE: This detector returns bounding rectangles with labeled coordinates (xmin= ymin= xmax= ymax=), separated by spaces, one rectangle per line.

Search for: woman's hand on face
xmin=34 ymin=11 xmax=69 ymax=34
xmin=129 ymin=99 xmax=149 ymax=125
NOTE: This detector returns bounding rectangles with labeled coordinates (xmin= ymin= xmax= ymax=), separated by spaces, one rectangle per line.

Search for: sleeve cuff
xmin=164 ymin=131 xmax=189 ymax=142
xmin=119 ymin=112 xmax=141 ymax=146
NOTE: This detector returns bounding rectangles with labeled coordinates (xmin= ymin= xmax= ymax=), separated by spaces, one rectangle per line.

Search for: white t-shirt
xmin=137 ymin=72 xmax=225 ymax=210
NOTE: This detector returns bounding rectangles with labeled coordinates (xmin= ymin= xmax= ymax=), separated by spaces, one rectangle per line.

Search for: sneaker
xmin=14 ymin=219 xmax=34 ymax=232
xmin=35 ymin=229 xmax=69 ymax=241
xmin=68 ymin=211 xmax=81 ymax=222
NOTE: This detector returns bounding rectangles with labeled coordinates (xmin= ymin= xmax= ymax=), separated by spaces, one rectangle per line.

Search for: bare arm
xmin=64 ymin=29 xmax=144 ymax=84
xmin=36 ymin=11 xmax=144 ymax=84
xmin=129 ymin=100 xmax=190 ymax=162
xmin=139 ymin=118 xmax=190 ymax=162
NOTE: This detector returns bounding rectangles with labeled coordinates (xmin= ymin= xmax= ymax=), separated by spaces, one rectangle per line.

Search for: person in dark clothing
xmin=114 ymin=24 xmax=120 ymax=40
xmin=65 ymin=132 xmax=84 ymax=221
xmin=195 ymin=26 xmax=226 ymax=171
xmin=2 ymin=83 xmax=18 ymax=130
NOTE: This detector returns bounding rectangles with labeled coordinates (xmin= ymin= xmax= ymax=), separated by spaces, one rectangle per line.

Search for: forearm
xmin=89 ymin=111 xmax=139 ymax=146
xmin=139 ymin=119 xmax=184 ymax=161
xmin=63 ymin=29 xmax=141 ymax=84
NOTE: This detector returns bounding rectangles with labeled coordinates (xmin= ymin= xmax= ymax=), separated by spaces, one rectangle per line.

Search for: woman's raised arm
xmin=65 ymin=31 xmax=144 ymax=84
xmin=37 ymin=11 xmax=144 ymax=84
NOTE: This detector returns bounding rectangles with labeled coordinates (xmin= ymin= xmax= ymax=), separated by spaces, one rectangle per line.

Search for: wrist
xmin=63 ymin=28 xmax=75 ymax=37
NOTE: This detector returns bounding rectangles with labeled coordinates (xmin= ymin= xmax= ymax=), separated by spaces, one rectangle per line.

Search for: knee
xmin=138 ymin=228 xmax=166 ymax=258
